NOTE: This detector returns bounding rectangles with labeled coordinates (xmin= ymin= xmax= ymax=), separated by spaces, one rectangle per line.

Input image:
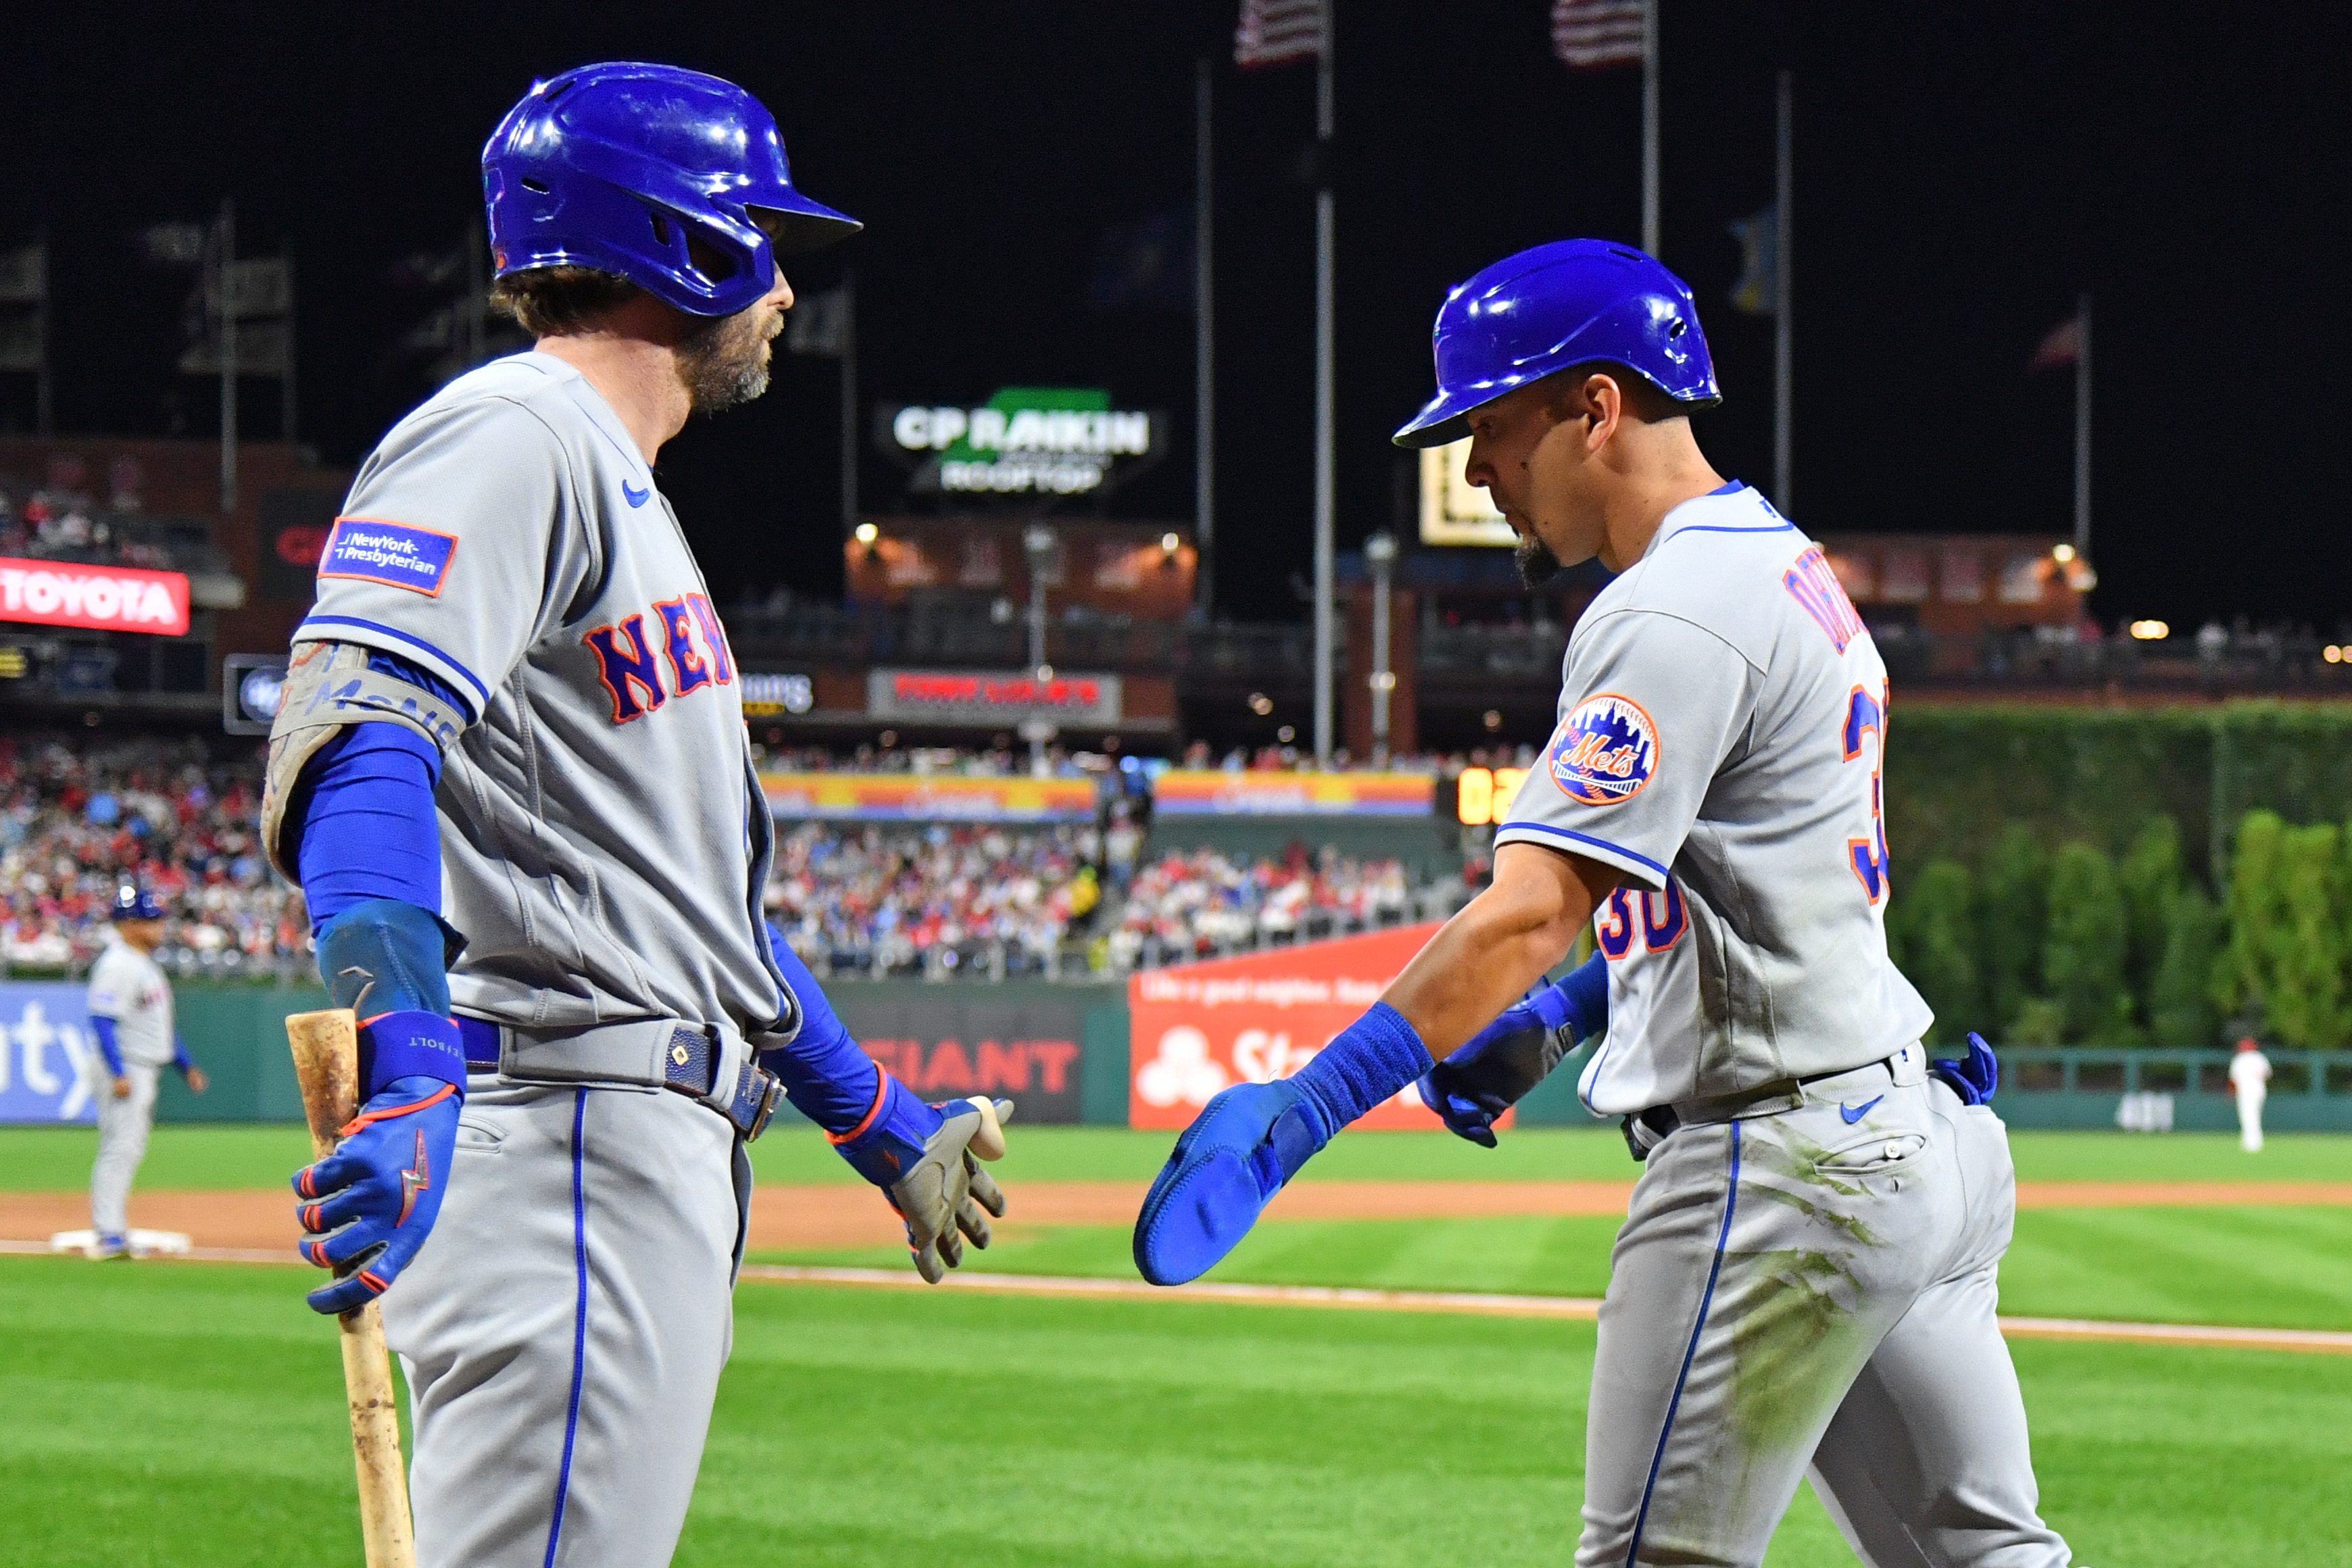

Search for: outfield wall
xmin=5 ymin=980 xmax=2348 ymax=1131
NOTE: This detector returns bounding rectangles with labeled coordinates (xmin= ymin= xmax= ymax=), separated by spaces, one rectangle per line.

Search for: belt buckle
xmin=737 ymin=1064 xmax=785 ymax=1142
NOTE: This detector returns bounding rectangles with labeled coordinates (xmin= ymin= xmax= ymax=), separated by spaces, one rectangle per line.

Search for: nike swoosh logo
xmin=622 ymin=481 xmax=651 ymax=508
xmin=1840 ymin=1096 xmax=1884 ymax=1124
xmin=396 ymin=1127 xmax=432 ymax=1227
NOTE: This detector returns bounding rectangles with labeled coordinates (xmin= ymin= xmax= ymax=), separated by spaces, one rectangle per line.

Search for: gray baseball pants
xmin=1577 ymin=1054 xmax=2074 ymax=1567
xmin=381 ymin=1078 xmax=750 ymax=1568
xmin=91 ymin=1062 xmax=159 ymax=1237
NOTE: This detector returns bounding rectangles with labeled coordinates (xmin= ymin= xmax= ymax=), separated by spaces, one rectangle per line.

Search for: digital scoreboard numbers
xmin=1446 ymin=766 xmax=1527 ymax=826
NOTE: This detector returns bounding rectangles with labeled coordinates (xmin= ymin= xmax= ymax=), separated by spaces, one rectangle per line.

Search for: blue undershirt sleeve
xmin=287 ymin=651 xmax=464 ymax=936
xmin=171 ymin=1035 xmax=195 ymax=1075
xmin=760 ymin=924 xmax=883 ymax=1135
xmin=90 ymin=1015 xmax=125 ymax=1078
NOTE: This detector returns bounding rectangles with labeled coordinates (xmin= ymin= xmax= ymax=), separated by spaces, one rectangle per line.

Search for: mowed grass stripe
xmin=7 ymin=1257 xmax=2351 ymax=1567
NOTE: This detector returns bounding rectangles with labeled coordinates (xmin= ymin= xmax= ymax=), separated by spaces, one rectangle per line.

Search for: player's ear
xmin=1581 ymin=374 xmax=1621 ymax=450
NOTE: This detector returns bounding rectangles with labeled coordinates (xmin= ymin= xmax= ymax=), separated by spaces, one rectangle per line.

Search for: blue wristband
xmin=829 ymin=1071 xmax=945 ymax=1192
xmin=1288 ymin=1002 xmax=1436 ymax=1146
xmin=1550 ymin=953 xmax=1609 ymax=1041
xmin=358 ymin=1011 xmax=466 ymax=1100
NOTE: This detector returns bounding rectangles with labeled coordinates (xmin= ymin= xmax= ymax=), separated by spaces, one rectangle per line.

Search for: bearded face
xmin=1515 ymin=532 xmax=1564 ymax=587
xmin=675 ymin=297 xmax=779 ymax=412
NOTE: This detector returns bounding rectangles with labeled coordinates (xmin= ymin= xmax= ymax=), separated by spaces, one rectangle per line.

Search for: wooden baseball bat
xmin=287 ymin=1008 xmax=418 ymax=1568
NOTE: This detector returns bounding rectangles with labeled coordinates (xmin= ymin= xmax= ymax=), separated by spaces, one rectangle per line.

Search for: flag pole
xmin=1311 ymin=7 xmax=1337 ymax=765
xmin=218 ymin=197 xmax=237 ymax=515
xmin=1772 ymin=70 xmax=1793 ymax=513
xmin=1195 ymin=55 xmax=1217 ymax=616
xmin=2074 ymin=291 xmax=2092 ymax=558
xmin=1640 ymin=0 xmax=1660 ymax=255
xmin=33 ymin=226 xmax=52 ymax=437
xmin=282 ymin=241 xmax=298 ymax=448
xmin=841 ymin=270 xmax=859 ymax=539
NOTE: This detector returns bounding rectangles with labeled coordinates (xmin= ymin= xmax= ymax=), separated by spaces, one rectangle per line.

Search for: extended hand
xmin=112 ymin=1077 xmax=131 ymax=1100
xmin=1133 ymin=1079 xmax=1327 ymax=1286
xmin=1417 ymin=956 xmax=1606 ymax=1146
xmin=185 ymin=1067 xmax=209 ymax=1095
xmin=833 ymin=1079 xmax=1014 ymax=1283
xmin=293 ymin=1077 xmax=461 ymax=1314
xmin=889 ymin=1097 xmax=1013 ymax=1283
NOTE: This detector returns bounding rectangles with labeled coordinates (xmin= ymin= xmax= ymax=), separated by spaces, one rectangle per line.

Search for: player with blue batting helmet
xmin=109 ymin=884 xmax=168 ymax=923
xmin=483 ymin=61 xmax=860 ymax=319
xmin=1390 ymin=239 xmax=1718 ymax=450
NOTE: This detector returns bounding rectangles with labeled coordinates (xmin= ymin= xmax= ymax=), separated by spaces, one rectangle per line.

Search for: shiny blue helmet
xmin=111 ymin=883 xmax=167 ymax=922
xmin=1392 ymin=240 xmax=1719 ymax=449
xmin=483 ymin=62 xmax=860 ymax=319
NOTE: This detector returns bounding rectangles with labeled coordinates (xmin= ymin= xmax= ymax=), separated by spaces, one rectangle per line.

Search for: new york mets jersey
xmin=86 ymin=937 xmax=175 ymax=1067
xmin=1495 ymin=483 xmax=1931 ymax=1114
xmin=295 ymin=352 xmax=793 ymax=1053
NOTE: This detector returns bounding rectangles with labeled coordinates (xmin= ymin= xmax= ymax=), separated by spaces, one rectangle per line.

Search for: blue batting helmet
xmin=1392 ymin=240 xmax=1719 ymax=449
xmin=483 ymin=62 xmax=860 ymax=318
xmin=110 ymin=884 xmax=167 ymax=922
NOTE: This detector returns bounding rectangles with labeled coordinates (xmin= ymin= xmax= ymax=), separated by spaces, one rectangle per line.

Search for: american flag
xmin=1235 ymin=0 xmax=1327 ymax=70
xmin=1551 ymin=0 xmax=1648 ymax=70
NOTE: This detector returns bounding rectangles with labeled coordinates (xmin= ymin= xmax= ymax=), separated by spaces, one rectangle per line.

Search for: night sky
xmin=3 ymin=1 xmax=2342 ymax=629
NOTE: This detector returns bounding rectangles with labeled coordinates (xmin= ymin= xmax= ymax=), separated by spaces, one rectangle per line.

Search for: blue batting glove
xmin=1417 ymin=954 xmax=1608 ymax=1147
xmin=1135 ymin=1002 xmax=1431 ymax=1287
xmin=1930 ymin=1032 xmax=2000 ymax=1108
xmin=293 ymin=1075 xmax=460 ymax=1315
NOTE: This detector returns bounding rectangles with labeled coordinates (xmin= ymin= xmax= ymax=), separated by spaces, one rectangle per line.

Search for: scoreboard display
xmin=1444 ymin=766 xmax=1527 ymax=826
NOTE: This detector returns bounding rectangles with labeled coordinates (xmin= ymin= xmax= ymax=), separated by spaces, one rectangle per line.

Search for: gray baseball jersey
xmin=1495 ymin=482 xmax=1932 ymax=1115
xmin=288 ymin=351 xmax=792 ymax=1055
xmin=86 ymin=939 xmax=174 ymax=1066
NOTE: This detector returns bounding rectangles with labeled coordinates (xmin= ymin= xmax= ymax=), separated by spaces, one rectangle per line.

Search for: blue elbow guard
xmin=760 ymin=923 xmax=882 ymax=1134
xmin=316 ymin=898 xmax=465 ymax=1099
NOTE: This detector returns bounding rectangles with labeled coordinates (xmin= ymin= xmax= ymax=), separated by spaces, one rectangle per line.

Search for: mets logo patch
xmin=1548 ymin=693 xmax=1661 ymax=806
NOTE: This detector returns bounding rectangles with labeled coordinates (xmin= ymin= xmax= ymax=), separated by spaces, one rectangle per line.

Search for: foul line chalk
xmin=6 ymin=1240 xmax=2347 ymax=1356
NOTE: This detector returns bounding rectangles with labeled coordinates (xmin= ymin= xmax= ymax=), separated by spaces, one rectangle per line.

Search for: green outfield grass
xmin=1 ymin=1255 xmax=2345 ymax=1568
xmin=5 ymin=1123 xmax=2349 ymax=1192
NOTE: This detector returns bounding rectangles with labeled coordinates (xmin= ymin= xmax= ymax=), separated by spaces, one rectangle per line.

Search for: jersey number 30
xmin=1842 ymin=682 xmax=1891 ymax=904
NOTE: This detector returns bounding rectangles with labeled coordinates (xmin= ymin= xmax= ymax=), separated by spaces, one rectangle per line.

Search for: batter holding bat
xmin=1136 ymin=241 xmax=2076 ymax=1567
xmin=263 ymin=63 xmax=1008 ymax=1567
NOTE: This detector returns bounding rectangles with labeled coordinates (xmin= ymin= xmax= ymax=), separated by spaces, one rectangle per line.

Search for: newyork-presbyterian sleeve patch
xmin=318 ymin=518 xmax=459 ymax=597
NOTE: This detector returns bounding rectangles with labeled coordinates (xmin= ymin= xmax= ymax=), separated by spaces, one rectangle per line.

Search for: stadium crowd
xmin=0 ymin=734 xmax=300 ymax=975
xmin=1106 ymin=842 xmax=1418 ymax=969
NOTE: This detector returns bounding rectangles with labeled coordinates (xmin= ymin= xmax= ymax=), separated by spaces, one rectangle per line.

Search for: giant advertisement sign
xmin=1127 ymin=924 xmax=1465 ymax=1131
xmin=761 ymin=771 xmax=1097 ymax=822
xmin=1150 ymin=770 xmax=1436 ymax=817
xmin=829 ymin=989 xmax=1093 ymax=1124
xmin=0 ymin=982 xmax=103 ymax=1124
xmin=0 ymin=558 xmax=192 ymax=637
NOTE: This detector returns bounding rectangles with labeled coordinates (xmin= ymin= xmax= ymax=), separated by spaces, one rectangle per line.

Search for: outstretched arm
xmin=1134 ymin=844 xmax=1620 ymax=1285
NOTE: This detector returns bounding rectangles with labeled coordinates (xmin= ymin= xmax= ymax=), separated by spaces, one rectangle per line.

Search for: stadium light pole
xmin=1311 ymin=8 xmax=1337 ymax=766
xmin=1640 ymin=0 xmax=1660 ymax=256
xmin=1365 ymin=531 xmax=1397 ymax=766
xmin=1194 ymin=57 xmax=1217 ymax=617
xmin=1024 ymin=523 xmax=1056 ymax=776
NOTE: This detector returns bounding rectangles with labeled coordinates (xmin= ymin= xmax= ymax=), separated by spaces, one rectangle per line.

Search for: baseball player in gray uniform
xmin=1136 ymin=243 xmax=2074 ymax=1567
xmin=85 ymin=884 xmax=206 ymax=1258
xmin=262 ymin=65 xmax=1008 ymax=1567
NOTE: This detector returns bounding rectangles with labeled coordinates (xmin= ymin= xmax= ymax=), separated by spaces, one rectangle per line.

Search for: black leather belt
xmin=456 ymin=1016 xmax=784 ymax=1142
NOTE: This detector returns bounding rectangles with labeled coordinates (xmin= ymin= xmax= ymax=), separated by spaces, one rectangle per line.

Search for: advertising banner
xmin=760 ymin=772 xmax=1097 ymax=822
xmin=1150 ymin=770 xmax=1436 ymax=817
xmin=0 ymin=558 xmax=191 ymax=637
xmin=1128 ymin=923 xmax=1468 ymax=1131
xmin=830 ymin=989 xmax=1092 ymax=1123
xmin=867 ymin=668 xmax=1122 ymax=727
xmin=0 ymin=981 xmax=102 ymax=1125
